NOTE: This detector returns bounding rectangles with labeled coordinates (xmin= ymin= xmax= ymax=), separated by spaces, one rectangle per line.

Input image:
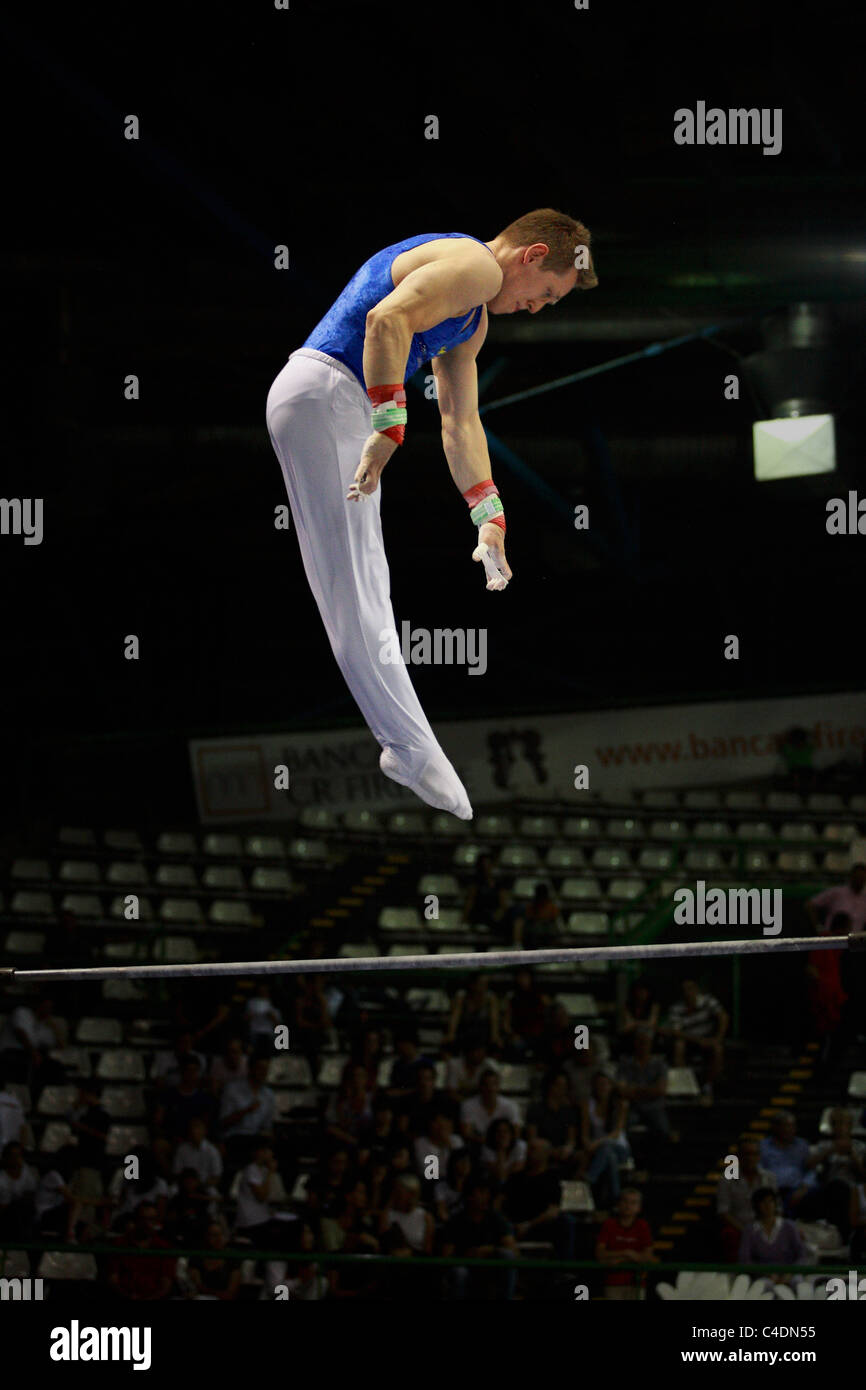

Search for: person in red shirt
xmin=107 ymin=1201 xmax=176 ymax=1302
xmin=595 ymin=1187 xmax=657 ymax=1299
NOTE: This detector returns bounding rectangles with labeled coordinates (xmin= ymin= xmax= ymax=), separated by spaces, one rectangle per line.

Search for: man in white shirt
xmin=173 ymin=1116 xmax=224 ymax=1196
xmin=460 ymin=1068 xmax=521 ymax=1146
xmin=414 ymin=1109 xmax=464 ymax=1179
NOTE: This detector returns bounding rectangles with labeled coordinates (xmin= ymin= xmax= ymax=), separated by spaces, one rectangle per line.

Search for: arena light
xmin=752 ymin=410 xmax=835 ymax=481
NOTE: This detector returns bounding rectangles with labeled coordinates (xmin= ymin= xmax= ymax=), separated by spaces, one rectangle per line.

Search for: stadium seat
xmin=39 ymin=1122 xmax=74 ymax=1153
xmin=249 ymin=868 xmax=292 ymax=893
xmin=822 ymin=852 xmax=851 ymax=874
xmin=649 ymin=820 xmax=687 ymax=839
xmin=101 ymin=1086 xmax=146 ymax=1119
xmin=693 ymin=820 xmax=730 ymax=840
xmin=565 ymin=912 xmax=610 ymax=936
xmin=97 ymin=1051 xmax=146 ymax=1081
xmin=288 ymin=837 xmax=329 ymax=863
xmin=498 ymin=845 xmax=541 ymax=871
xmin=559 ymin=878 xmax=602 ymax=904
xmin=592 ymin=847 xmax=631 ymax=871
xmin=418 ymin=873 xmax=461 ymax=900
xmin=203 ymin=833 xmax=243 ymax=857
xmin=638 ymin=847 xmax=674 ymax=872
xmin=58 ymin=827 xmax=97 ymax=849
xmin=766 ymin=791 xmax=803 ymax=812
xmin=106 ymin=861 xmax=150 ymax=886
xmin=102 ymin=942 xmax=140 ymax=962
xmin=341 ymin=810 xmax=382 ymax=834
xmin=153 ymin=936 xmax=199 ymax=963
xmin=555 ymin=993 xmax=599 ymax=1017
xmin=11 ymin=890 xmax=54 ymax=916
xmin=499 ymin=1064 xmax=531 ymax=1094
xmin=209 ymin=899 xmax=257 ymax=926
xmin=299 ymin=808 xmax=338 ymax=833
xmin=245 ymin=835 xmax=286 ymax=859
xmin=60 ymin=893 xmax=103 ymax=920
xmin=49 ymin=1047 xmax=92 ymax=1078
xmin=37 ymin=1251 xmax=98 ymax=1281
xmin=159 ymin=898 xmax=205 ymax=926
xmin=641 ymin=791 xmax=679 ymax=809
xmin=608 ymin=878 xmax=646 ymax=901
xmin=59 ymin=860 xmax=100 ymax=883
xmin=606 ymin=819 xmax=645 ymax=840
xmin=807 ymin=793 xmax=845 ymax=813
xmin=777 ymin=851 xmax=817 ymax=873
xmin=512 ymin=876 xmax=544 ymax=900
xmin=425 ymin=908 xmax=465 ymax=933
xmin=104 ymin=830 xmax=145 ymax=853
xmin=453 ymin=844 xmax=483 ymax=869
xmin=560 ymin=1180 xmax=595 ymax=1213
xmin=849 ymin=795 xmax=866 ymax=814
xmin=736 ymin=820 xmax=773 ymax=840
xmin=562 ymin=817 xmax=601 ymax=838
xmin=742 ymin=850 xmax=773 ymax=873
xmin=10 ymin=858 xmax=50 ymax=881
xmin=545 ymin=847 xmax=587 ymax=871
xmin=847 ymin=1072 xmax=866 ymax=1100
xmin=818 ymin=1105 xmax=864 ymax=1136
xmin=779 ymin=822 xmax=817 ymax=842
xmin=37 ymin=1085 xmax=79 ymax=1116
xmin=76 ymin=1017 xmax=123 ymax=1045
xmin=338 ymin=943 xmax=378 ymax=958
xmin=667 ymin=1067 xmax=701 ymax=1097
xmin=683 ymin=850 xmax=726 ymax=872
xmin=378 ymin=907 xmax=422 ymax=932
xmin=683 ymin=790 xmax=722 ymax=809
xmin=387 ymin=943 xmax=428 ymax=957
xmin=109 ymin=894 xmax=154 ymax=921
xmin=387 ymin=812 xmax=427 ymax=836
xmin=157 ymin=831 xmax=198 ymax=856
xmin=202 ymin=865 xmax=245 ymax=891
xmin=723 ymin=790 xmax=762 ymax=810
xmin=156 ymin=864 xmax=198 ymax=889
xmin=268 ymin=1055 xmax=313 ymax=1087
xmin=475 ymin=814 xmax=515 ymax=839
xmin=405 ymin=988 xmax=451 ymax=1014
xmin=105 ymin=1124 xmax=149 ymax=1156
xmin=823 ymin=823 xmax=857 ymax=843
xmin=431 ymin=813 xmax=469 ymax=839
xmin=519 ymin=816 xmax=558 ymax=839
xmin=4 ymin=930 xmax=46 ymax=955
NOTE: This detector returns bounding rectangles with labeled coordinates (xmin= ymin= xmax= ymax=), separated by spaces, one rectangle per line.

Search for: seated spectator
xmin=320 ymin=1178 xmax=380 ymax=1254
xmin=434 ymin=1148 xmax=475 ymax=1223
xmin=350 ymin=1027 xmax=384 ymax=1092
xmin=564 ymin=1034 xmax=611 ymax=1105
xmin=172 ymin=982 xmax=236 ymax=1057
xmin=618 ymin=977 xmax=660 ymax=1043
xmin=595 ymin=1187 xmax=657 ymax=1300
xmin=798 ymin=1107 xmax=865 ymax=1240
xmin=414 ymin=1109 xmax=464 ymax=1181
xmin=616 ymin=1028 xmax=673 ymax=1155
xmin=526 ymin=1070 xmax=580 ymax=1172
xmin=33 ymin=1144 xmax=81 ymax=1241
xmin=440 ymin=1177 xmax=517 ymax=1300
xmin=738 ymin=1187 xmax=808 ymax=1271
xmin=281 ymin=1219 xmax=331 ymax=1301
xmin=513 ymin=882 xmax=564 ymax=951
xmin=187 ymin=1220 xmax=242 ymax=1301
xmin=306 ymin=1145 xmax=354 ymax=1219
xmin=150 ymin=1032 xmax=206 ymax=1090
xmin=386 ymin=1025 xmax=434 ymax=1099
xmin=164 ymin=1167 xmax=211 ymax=1247
xmin=0 ymin=1071 xmax=26 ymax=1152
xmin=445 ymin=974 xmax=502 ymax=1056
xmin=716 ymin=1134 xmax=778 ymax=1262
xmin=208 ymin=1036 xmax=248 ymax=1097
xmin=460 ymin=1068 xmax=521 ymax=1148
xmin=325 ymin=1062 xmax=374 ymax=1151
xmin=659 ymin=977 xmax=728 ymax=1102
xmin=399 ymin=1062 xmax=458 ymax=1136
xmin=107 ymin=1201 xmax=176 ymax=1302
xmin=481 ymin=1117 xmax=527 ymax=1186
xmin=0 ymin=1141 xmax=38 ymax=1238
xmin=504 ymin=1137 xmax=574 ymax=1259
xmin=380 ymin=1174 xmax=434 ymax=1254
xmin=110 ymin=1148 xmax=173 ymax=1233
xmin=462 ymin=853 xmax=509 ymax=930
xmin=0 ymin=996 xmax=67 ymax=1090
xmin=501 ymin=967 xmax=550 ymax=1061
xmin=581 ymin=1071 xmax=631 ymax=1209
xmin=245 ymin=982 xmax=284 ymax=1057
xmin=444 ymin=1033 xmax=498 ymax=1103
xmin=234 ymin=1141 xmax=293 ymax=1248
xmin=173 ymin=1115 xmax=223 ymax=1196
xmin=155 ymin=1057 xmax=218 ymax=1140
xmin=219 ymin=1056 xmax=276 ymax=1169
xmin=758 ymin=1112 xmax=817 ymax=1215
xmin=67 ymin=1082 xmax=110 ymax=1173
xmin=360 ymin=1095 xmax=398 ymax=1156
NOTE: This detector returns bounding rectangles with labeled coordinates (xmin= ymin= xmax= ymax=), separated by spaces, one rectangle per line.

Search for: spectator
xmin=155 ymin=1057 xmax=218 ymax=1141
xmin=758 ymin=1112 xmax=816 ymax=1215
xmin=320 ymin=1178 xmax=380 ymax=1254
xmin=807 ymin=863 xmax=866 ymax=937
xmin=306 ymin=1146 xmax=353 ymax=1219
xmin=67 ymin=1082 xmax=110 ymax=1173
xmin=580 ymin=1071 xmax=631 ymax=1209
xmin=187 ymin=1221 xmax=242 ymax=1300
xmin=0 ymin=1071 xmax=26 ymax=1152
xmin=738 ymin=1187 xmax=808 ymax=1270
xmin=173 ymin=1115 xmax=223 ymax=1195
xmin=444 ymin=1033 xmax=498 ymax=1102
xmin=501 ymin=967 xmax=550 ymax=1061
xmin=798 ymin=1107 xmax=865 ymax=1240
xmin=150 ymin=1032 xmax=206 ymax=1090
xmin=716 ymin=1135 xmax=778 ymax=1262
xmin=615 ymin=1028 xmax=673 ymax=1154
xmin=434 ymin=1148 xmax=475 ymax=1223
xmin=595 ymin=1187 xmax=657 ymax=1300
xmin=513 ymin=882 xmax=564 ymax=951
xmin=245 ymin=982 xmax=283 ymax=1057
xmin=350 ymin=1028 xmax=385 ymax=1092
xmin=360 ymin=1095 xmax=398 ymax=1155
xmin=386 ymin=1025 xmax=433 ymax=1099
xmin=325 ymin=1062 xmax=373 ymax=1150
xmin=460 ymin=1068 xmax=521 ymax=1147
xmin=462 ymin=853 xmax=509 ymax=929
xmin=414 ymin=1109 xmax=464 ymax=1180
xmin=0 ymin=996 xmax=66 ymax=1089
xmin=164 ymin=1167 xmax=211 ymax=1247
xmin=0 ymin=1141 xmax=38 ymax=1238
xmin=445 ymin=974 xmax=502 ymax=1055
xmin=107 ymin=1201 xmax=176 ymax=1302
xmin=806 ymin=911 xmax=849 ymax=1071
xmin=208 ymin=1036 xmax=249 ymax=1097
xmin=440 ymin=1177 xmax=517 ymax=1300
xmin=481 ymin=1117 xmax=527 ymax=1186
xmin=525 ymin=1071 xmax=580 ymax=1171
xmin=619 ymin=977 xmax=660 ymax=1041
xmin=380 ymin=1174 xmax=434 ymax=1254
xmin=234 ymin=1141 xmax=292 ymax=1247
xmin=110 ymin=1148 xmax=173 ymax=1232
xmin=33 ymin=1144 xmax=82 ymax=1241
xmin=504 ymin=1137 xmax=575 ymax=1259
xmin=660 ymin=977 xmax=728 ymax=1101
xmin=219 ymin=1056 xmax=276 ymax=1169
xmin=399 ymin=1061 xmax=458 ymax=1136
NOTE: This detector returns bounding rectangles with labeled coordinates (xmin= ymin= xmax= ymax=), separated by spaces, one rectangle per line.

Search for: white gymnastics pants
xmin=265 ymin=347 xmax=473 ymax=820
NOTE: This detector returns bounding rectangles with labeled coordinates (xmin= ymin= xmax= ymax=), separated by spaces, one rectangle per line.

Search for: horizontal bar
xmin=4 ymin=933 xmax=851 ymax=984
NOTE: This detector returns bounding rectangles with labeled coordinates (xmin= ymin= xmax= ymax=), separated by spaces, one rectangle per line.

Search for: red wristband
xmin=367 ymin=383 xmax=406 ymax=446
xmin=462 ymin=479 xmax=506 ymax=533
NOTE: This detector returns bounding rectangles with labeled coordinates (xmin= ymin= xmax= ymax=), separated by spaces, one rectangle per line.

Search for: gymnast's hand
xmin=346 ymin=432 xmax=397 ymax=501
xmin=473 ymin=521 xmax=511 ymax=591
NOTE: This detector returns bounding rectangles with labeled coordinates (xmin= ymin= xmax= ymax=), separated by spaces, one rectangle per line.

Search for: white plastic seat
xmin=556 ymin=992 xmax=599 ymax=1017
xmin=267 ymin=1055 xmax=313 ymax=1086
xmin=559 ymin=877 xmax=602 ymax=903
xmin=203 ymin=833 xmax=243 ymax=857
xmin=102 ymin=1086 xmax=146 ymax=1118
xmin=777 ymin=851 xmax=817 ymax=873
xmin=37 ymin=1251 xmax=98 ymax=1281
xmin=425 ymin=908 xmax=465 ymax=932
xmin=559 ymin=1180 xmax=595 ymax=1213
xmin=317 ymin=1056 xmax=349 ymax=1086
xmin=846 ymin=1072 xmax=866 ymax=1100
xmin=849 ymin=795 xmax=866 ymax=814
xmin=245 ymin=835 xmax=286 ymax=859
xmin=649 ymin=820 xmax=687 ymax=839
xmin=37 ymin=1085 xmax=79 ymax=1116
xmin=341 ymin=810 xmax=382 ymax=834
xmin=106 ymin=861 xmax=150 ymax=886
xmin=157 ymin=831 xmax=197 ymax=856
xmin=641 ymin=791 xmax=679 ymax=809
xmin=453 ymin=844 xmax=483 ymax=869
xmin=288 ymin=837 xmax=328 ymax=862
xmin=475 ymin=814 xmax=514 ymax=840
xmin=59 ymin=827 xmax=97 ymax=848
xmin=97 ymin=1051 xmax=146 ymax=1081
xmin=823 ymin=823 xmax=857 ymax=843
xmin=387 ymin=813 xmax=427 ymax=836
xmin=405 ymin=988 xmax=450 ymax=1014
xmin=153 ymin=936 xmax=199 ymax=963
xmin=76 ymin=1017 xmax=122 ymax=1045
xmin=156 ymin=864 xmax=198 ymax=889
xmin=807 ymin=793 xmax=844 ymax=813
xmin=498 ymin=845 xmax=540 ymax=871
xmin=109 ymin=894 xmax=154 ymax=921
xmin=10 ymin=858 xmax=50 ymax=881
xmin=638 ymin=847 xmax=674 ymax=871
xmin=105 ymin=1124 xmax=149 ymax=1156
xmin=822 ymin=852 xmax=851 ymax=874
xmin=723 ymin=790 xmax=762 ymax=810
xmin=431 ymin=813 xmax=469 ymax=838
xmin=59 ymin=860 xmax=100 ymax=883
xmin=736 ymin=820 xmax=773 ymax=840
xmin=667 ymin=1067 xmax=701 ymax=1097
xmin=299 ymin=807 xmax=339 ymax=832
xmin=209 ymin=899 xmax=256 ymax=926
xmin=418 ymin=873 xmax=461 ymax=899
xmin=378 ymin=907 xmax=422 ymax=932
xmin=606 ymin=818 xmax=644 ymax=840
xmin=742 ymin=850 xmax=772 ymax=872
xmin=562 ymin=817 xmax=600 ymax=839
xmin=387 ymin=943 xmax=428 ymax=957
xmin=512 ymin=876 xmax=544 ymax=900
xmin=694 ymin=820 xmax=730 ymax=840
xmin=338 ymin=943 xmax=378 ymax=958
xmin=49 ymin=1047 xmax=91 ymax=1078
xmin=545 ymin=846 xmax=587 ymax=871
xmin=779 ymin=822 xmax=817 ymax=842
xmin=39 ymin=1122 xmax=74 ymax=1153
xmin=4 ymin=930 xmax=46 ymax=955
xmin=249 ymin=867 xmax=293 ymax=893
xmin=60 ymin=893 xmax=103 ymax=920
xmin=202 ymin=865 xmax=245 ymax=891
xmin=565 ymin=912 xmax=609 ymax=936
xmin=592 ymin=847 xmax=631 ymax=871
xmin=104 ymin=829 xmax=145 ymax=852
xmin=10 ymin=890 xmax=54 ymax=916
xmin=683 ymin=790 xmax=722 ymax=810
xmin=159 ymin=898 xmax=205 ymax=925
xmin=518 ymin=816 xmax=558 ymax=839
xmin=683 ymin=849 xmax=725 ymax=872
xmin=766 ymin=791 xmax=803 ymax=811
xmin=499 ymin=1064 xmax=530 ymax=1094
xmin=608 ymin=878 xmax=646 ymax=901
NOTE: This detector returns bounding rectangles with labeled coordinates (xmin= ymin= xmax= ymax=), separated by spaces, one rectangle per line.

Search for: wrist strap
xmin=463 ymin=478 xmax=506 ymax=533
xmin=368 ymin=383 xmax=407 ymax=446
